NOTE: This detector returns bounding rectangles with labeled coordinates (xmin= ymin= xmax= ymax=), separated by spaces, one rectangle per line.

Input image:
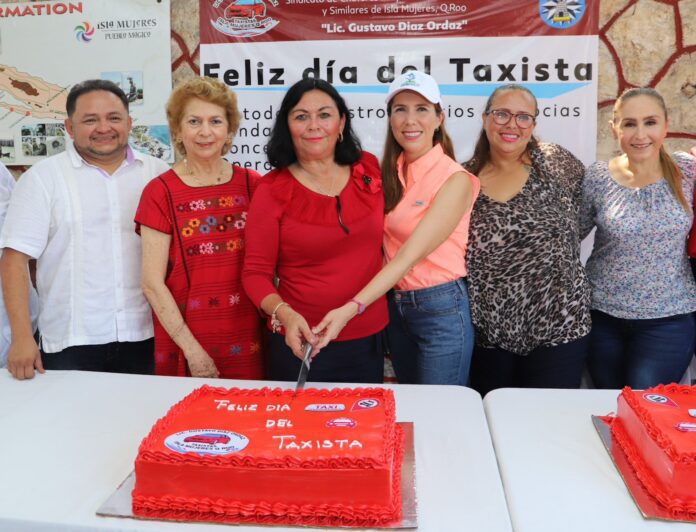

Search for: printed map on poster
xmin=0 ymin=0 xmax=172 ymax=165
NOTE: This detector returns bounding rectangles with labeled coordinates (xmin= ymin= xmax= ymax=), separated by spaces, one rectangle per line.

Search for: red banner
xmin=200 ymin=1 xmax=598 ymax=44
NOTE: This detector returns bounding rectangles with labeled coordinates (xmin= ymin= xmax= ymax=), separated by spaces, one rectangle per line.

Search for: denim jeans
xmin=587 ymin=310 xmax=696 ymax=389
xmin=387 ymin=278 xmax=474 ymax=386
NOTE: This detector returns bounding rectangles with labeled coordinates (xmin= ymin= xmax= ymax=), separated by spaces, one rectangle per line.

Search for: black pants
xmin=470 ymin=334 xmax=590 ymax=397
xmin=268 ymin=332 xmax=384 ymax=383
xmin=41 ymin=338 xmax=155 ymax=375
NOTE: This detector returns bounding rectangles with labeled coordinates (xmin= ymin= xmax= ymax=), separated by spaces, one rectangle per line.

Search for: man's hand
xmin=7 ymin=336 xmax=43 ymax=380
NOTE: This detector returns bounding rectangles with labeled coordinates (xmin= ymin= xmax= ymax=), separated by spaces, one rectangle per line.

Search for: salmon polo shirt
xmin=383 ymin=144 xmax=480 ymax=291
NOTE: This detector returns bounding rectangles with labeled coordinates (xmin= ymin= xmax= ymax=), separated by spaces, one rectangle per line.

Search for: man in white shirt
xmin=0 ymin=79 xmax=169 ymax=380
xmin=0 ymin=162 xmax=38 ymax=368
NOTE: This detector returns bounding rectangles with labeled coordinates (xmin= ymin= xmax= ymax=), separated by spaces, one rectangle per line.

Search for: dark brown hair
xmin=381 ymin=99 xmax=455 ymax=213
xmin=464 ymin=84 xmax=539 ymax=175
xmin=266 ymin=78 xmax=361 ymax=168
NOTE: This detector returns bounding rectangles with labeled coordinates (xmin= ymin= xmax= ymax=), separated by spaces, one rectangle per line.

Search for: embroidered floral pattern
xmin=180 ymin=209 xmax=247 ymax=238
xmin=176 ymin=194 xmax=247 ymax=214
xmin=581 ymin=152 xmax=696 ymax=319
xmin=190 ymin=199 xmax=206 ymax=211
xmin=187 ymin=238 xmax=243 ymax=258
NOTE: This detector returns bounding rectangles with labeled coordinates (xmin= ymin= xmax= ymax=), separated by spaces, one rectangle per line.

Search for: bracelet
xmin=349 ymin=298 xmax=366 ymax=315
xmin=271 ymin=301 xmax=290 ymax=333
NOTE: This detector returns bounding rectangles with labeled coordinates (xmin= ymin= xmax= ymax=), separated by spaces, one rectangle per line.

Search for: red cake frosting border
xmin=607 ymin=384 xmax=696 ymax=520
xmin=137 ymin=386 xmax=397 ymax=468
xmin=132 ymin=424 xmax=405 ymax=528
xmin=620 ymin=384 xmax=696 ymax=464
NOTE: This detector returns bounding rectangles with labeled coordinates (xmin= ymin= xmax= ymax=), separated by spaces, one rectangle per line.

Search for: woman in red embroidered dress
xmin=135 ymin=77 xmax=263 ymax=379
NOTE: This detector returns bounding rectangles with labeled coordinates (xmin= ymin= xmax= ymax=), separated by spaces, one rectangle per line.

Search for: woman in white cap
xmin=314 ymin=70 xmax=480 ymax=385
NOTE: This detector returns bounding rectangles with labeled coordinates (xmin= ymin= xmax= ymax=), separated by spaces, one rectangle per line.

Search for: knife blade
xmin=295 ymin=343 xmax=313 ymax=394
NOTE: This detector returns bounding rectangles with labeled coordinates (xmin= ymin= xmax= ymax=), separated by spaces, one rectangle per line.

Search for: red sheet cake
xmin=610 ymin=384 xmax=696 ymax=519
xmin=132 ymin=386 xmax=404 ymax=527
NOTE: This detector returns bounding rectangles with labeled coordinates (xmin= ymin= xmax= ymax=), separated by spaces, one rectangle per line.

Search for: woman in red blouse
xmin=242 ymin=78 xmax=388 ymax=383
xmin=136 ymin=77 xmax=263 ymax=379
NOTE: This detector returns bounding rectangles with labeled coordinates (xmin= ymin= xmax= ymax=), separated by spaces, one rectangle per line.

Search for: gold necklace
xmin=298 ymin=163 xmax=338 ymax=196
xmin=184 ymin=158 xmax=227 ymax=186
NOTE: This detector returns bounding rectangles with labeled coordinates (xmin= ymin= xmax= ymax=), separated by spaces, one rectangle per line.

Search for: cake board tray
xmin=592 ymin=415 xmax=696 ymax=524
xmin=98 ymin=421 xmax=417 ymax=529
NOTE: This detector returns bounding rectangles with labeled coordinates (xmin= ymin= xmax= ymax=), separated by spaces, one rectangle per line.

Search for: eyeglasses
xmin=486 ymin=109 xmax=536 ymax=129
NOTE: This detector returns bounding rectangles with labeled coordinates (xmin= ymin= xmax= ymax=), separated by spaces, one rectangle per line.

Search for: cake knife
xmin=295 ymin=343 xmax=313 ymax=394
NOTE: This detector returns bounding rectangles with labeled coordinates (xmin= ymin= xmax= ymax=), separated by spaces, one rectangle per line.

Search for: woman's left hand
xmin=312 ymin=303 xmax=358 ymax=351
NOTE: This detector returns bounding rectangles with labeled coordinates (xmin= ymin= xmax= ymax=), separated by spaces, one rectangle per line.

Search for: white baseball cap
xmin=385 ymin=71 xmax=442 ymax=105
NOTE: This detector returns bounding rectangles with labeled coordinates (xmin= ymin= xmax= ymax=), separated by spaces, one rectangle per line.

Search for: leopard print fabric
xmin=466 ymin=143 xmax=591 ymax=355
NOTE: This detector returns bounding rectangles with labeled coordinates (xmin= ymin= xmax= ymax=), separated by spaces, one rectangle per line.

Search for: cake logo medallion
xmin=305 ymin=403 xmax=346 ymax=412
xmin=165 ymin=429 xmax=250 ymax=455
xmin=326 ymin=417 xmax=358 ymax=428
xmin=643 ymin=393 xmax=678 ymax=407
xmin=352 ymin=398 xmax=380 ymax=410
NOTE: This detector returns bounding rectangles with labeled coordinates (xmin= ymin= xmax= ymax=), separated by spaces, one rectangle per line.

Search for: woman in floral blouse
xmin=136 ymin=77 xmax=263 ymax=379
xmin=581 ymin=87 xmax=696 ymax=389
xmin=465 ymin=83 xmax=591 ymax=396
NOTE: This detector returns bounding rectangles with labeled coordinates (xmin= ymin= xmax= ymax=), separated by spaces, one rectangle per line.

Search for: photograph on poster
xmin=102 ymin=71 xmax=144 ymax=105
xmin=0 ymin=139 xmax=14 ymax=162
xmin=47 ymin=136 xmax=65 ymax=156
xmin=129 ymin=124 xmax=172 ymax=160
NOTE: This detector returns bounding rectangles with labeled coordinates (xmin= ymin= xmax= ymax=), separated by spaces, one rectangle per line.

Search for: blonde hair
xmin=167 ymin=77 xmax=241 ymax=156
xmin=613 ymin=87 xmax=688 ymax=211
xmin=381 ymin=102 xmax=455 ymax=213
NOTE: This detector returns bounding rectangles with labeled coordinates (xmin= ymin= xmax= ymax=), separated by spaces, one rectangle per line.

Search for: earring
xmin=338 ymin=131 xmax=344 ymax=143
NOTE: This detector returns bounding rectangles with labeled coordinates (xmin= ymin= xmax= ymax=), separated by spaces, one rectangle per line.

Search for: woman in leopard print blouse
xmin=464 ymin=84 xmax=591 ymax=397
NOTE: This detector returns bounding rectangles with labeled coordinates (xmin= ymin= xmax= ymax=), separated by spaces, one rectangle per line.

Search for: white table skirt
xmin=484 ymin=388 xmax=695 ymax=532
xmin=0 ymin=370 xmax=511 ymax=532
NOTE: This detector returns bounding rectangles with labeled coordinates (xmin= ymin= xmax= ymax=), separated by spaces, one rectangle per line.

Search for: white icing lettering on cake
xmin=272 ymin=435 xmax=364 ymax=450
xmin=266 ymin=418 xmax=294 ymax=428
xmin=266 ymin=404 xmax=291 ymax=412
xmin=213 ymin=399 xmax=258 ymax=411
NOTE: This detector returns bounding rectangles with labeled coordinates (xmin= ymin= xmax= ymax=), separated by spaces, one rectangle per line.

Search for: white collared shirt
xmin=0 ymin=143 xmax=169 ymax=353
xmin=0 ymin=163 xmax=38 ymax=366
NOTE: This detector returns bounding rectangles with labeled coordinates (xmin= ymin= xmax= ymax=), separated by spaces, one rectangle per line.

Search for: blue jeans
xmin=588 ymin=310 xmax=696 ymax=389
xmin=387 ymin=278 xmax=474 ymax=386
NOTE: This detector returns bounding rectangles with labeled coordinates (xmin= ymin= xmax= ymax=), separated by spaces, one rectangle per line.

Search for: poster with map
xmin=0 ymin=0 xmax=172 ymax=165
